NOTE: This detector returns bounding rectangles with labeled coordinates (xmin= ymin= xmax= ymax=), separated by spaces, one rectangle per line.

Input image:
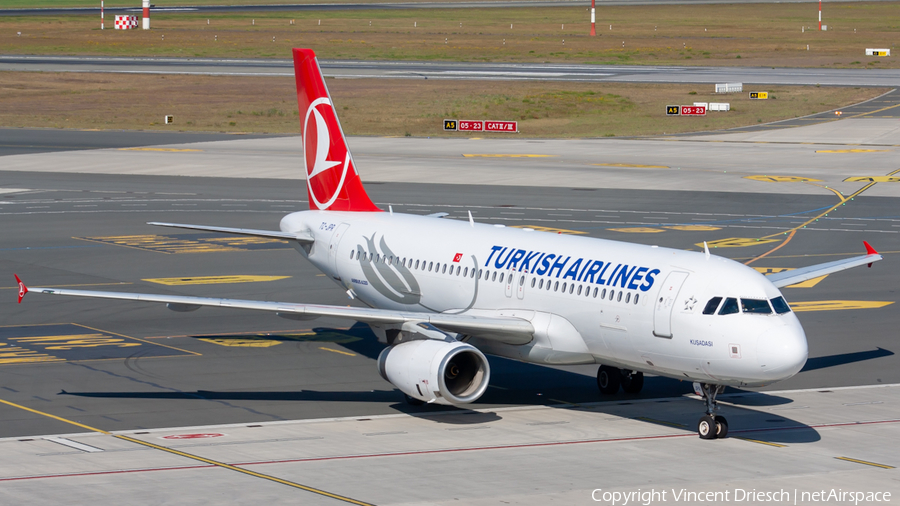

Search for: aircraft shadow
xmin=57 ymin=324 xmax=839 ymax=440
xmin=801 ymin=347 xmax=894 ymax=372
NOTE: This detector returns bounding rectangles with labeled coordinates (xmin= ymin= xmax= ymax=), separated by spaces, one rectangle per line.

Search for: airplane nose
xmin=757 ymin=325 xmax=808 ymax=380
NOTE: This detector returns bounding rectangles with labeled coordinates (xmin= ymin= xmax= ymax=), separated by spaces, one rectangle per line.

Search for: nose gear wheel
xmin=695 ymin=382 xmax=727 ymax=439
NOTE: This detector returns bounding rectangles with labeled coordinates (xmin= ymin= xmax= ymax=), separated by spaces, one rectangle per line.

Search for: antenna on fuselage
xmin=468 ymin=211 xmax=475 ymax=228
xmin=703 ymin=241 xmax=710 ymax=260
xmin=389 ymin=205 xmax=393 ymax=215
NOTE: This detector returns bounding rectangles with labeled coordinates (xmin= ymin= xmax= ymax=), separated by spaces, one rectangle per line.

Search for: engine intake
xmin=378 ymin=340 xmax=490 ymax=405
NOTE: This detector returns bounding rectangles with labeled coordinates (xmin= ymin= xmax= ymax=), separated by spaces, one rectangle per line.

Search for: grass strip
xmin=0 ymin=71 xmax=884 ymax=136
xmin=2 ymin=3 xmax=900 ymax=67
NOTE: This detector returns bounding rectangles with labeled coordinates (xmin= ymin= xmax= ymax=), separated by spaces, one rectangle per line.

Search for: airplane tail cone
xmin=293 ymin=48 xmax=380 ymax=212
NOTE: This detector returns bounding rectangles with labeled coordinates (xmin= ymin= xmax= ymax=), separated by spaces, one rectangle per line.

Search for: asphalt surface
xmin=4 ymin=54 xmax=900 ymax=87
xmin=0 ymin=128 xmax=277 ymax=156
xmin=0 ymin=170 xmax=897 ymax=438
xmin=3 ymin=0 xmax=894 ymax=16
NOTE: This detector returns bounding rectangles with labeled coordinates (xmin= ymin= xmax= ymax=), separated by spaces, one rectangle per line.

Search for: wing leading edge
xmin=18 ymin=283 xmax=534 ymax=345
xmin=766 ymin=241 xmax=883 ymax=288
xmin=148 ymin=222 xmax=313 ymax=243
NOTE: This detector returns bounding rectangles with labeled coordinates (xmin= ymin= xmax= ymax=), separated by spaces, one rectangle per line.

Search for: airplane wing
xmin=148 ymin=222 xmax=313 ymax=243
xmin=766 ymin=241 xmax=883 ymax=288
xmin=14 ymin=279 xmax=534 ymax=345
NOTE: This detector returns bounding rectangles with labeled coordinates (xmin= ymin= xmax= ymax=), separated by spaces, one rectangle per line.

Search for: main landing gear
xmin=695 ymin=382 xmax=728 ymax=439
xmin=597 ymin=365 xmax=644 ymax=395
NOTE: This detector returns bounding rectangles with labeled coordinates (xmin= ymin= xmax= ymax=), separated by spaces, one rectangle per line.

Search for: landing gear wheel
xmin=698 ymin=415 xmax=717 ymax=439
xmin=621 ymin=370 xmax=644 ymax=394
xmin=715 ymin=416 xmax=729 ymax=439
xmin=404 ymin=394 xmax=425 ymax=406
xmin=597 ymin=366 xmax=622 ymax=395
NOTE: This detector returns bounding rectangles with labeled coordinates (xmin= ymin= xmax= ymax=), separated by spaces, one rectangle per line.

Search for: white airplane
xmin=15 ymin=48 xmax=884 ymax=439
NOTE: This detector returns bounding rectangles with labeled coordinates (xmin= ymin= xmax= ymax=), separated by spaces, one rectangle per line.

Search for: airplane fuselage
xmin=281 ymin=210 xmax=809 ymax=388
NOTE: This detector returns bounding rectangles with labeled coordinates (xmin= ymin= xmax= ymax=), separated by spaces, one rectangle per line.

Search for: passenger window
xmin=562 ymin=282 xmax=567 ymax=293
xmin=569 ymin=284 xmax=574 ymax=294
xmin=463 ymin=267 xmax=468 ymax=277
xmin=593 ymin=287 xmax=598 ymax=298
xmin=491 ymin=272 xmax=497 ymax=282
xmin=634 ymin=294 xmax=639 ymax=304
xmin=554 ymin=281 xmax=559 ymax=292
xmin=388 ymin=256 xmax=393 ymax=265
xmin=520 ymin=276 xmax=525 ymax=286
xmin=625 ymin=293 xmax=631 ymax=303
xmin=601 ymin=288 xmax=607 ymax=299
xmin=609 ymin=290 xmax=615 ymax=301
xmin=415 ymin=260 xmax=419 ymax=269
xmin=442 ymin=264 xmax=447 ymax=274
xmin=428 ymin=262 xmax=433 ymax=272
xmin=741 ymin=298 xmax=772 ymax=314
xmin=531 ymin=278 xmax=536 ymax=288
xmin=457 ymin=266 xmax=461 ymax=275
xmin=349 ymin=250 xmax=354 ymax=259
xmin=617 ymin=291 xmax=623 ymax=302
xmin=718 ymin=298 xmax=739 ymax=315
xmin=577 ymin=285 xmax=582 ymax=296
xmin=471 ymin=269 xmax=476 ymax=278
xmin=702 ymin=297 xmax=723 ymax=315
xmin=771 ymin=296 xmax=791 ymax=314
xmin=539 ymin=279 xmax=544 ymax=289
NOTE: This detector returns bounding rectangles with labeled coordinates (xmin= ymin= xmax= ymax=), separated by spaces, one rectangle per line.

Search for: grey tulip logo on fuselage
xmin=357 ymin=235 xmax=480 ymax=313
xmin=359 ymin=235 xmax=422 ymax=304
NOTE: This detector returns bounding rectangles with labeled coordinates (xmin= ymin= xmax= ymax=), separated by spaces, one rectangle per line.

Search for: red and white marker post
xmin=590 ymin=0 xmax=596 ymax=36
xmin=101 ymin=1 xmax=104 ymax=30
xmin=142 ymin=0 xmax=150 ymax=30
xmin=818 ymin=0 xmax=822 ymax=31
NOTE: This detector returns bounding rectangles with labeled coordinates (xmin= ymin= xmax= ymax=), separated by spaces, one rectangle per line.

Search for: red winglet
xmin=863 ymin=241 xmax=879 ymax=268
xmin=14 ymin=274 xmax=27 ymax=304
xmin=864 ymin=240 xmax=878 ymax=256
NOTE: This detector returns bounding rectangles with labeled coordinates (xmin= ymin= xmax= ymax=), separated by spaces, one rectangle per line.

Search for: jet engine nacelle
xmin=377 ymin=339 xmax=490 ymax=405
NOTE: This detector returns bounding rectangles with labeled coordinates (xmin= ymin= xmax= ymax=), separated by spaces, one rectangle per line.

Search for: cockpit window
xmin=702 ymin=297 xmax=723 ymax=315
xmin=771 ymin=296 xmax=792 ymax=314
xmin=718 ymin=297 xmax=739 ymax=315
xmin=741 ymin=298 xmax=772 ymax=314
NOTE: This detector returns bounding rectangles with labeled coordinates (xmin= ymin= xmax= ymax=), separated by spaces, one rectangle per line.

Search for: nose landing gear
xmin=694 ymin=382 xmax=728 ymax=439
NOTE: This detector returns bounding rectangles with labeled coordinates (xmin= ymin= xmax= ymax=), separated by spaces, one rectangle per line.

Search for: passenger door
xmin=328 ymin=223 xmax=351 ymax=280
xmin=653 ymin=271 xmax=689 ymax=338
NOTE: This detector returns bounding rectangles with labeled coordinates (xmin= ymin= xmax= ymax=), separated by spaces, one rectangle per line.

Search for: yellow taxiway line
xmin=0 ymin=396 xmax=374 ymax=505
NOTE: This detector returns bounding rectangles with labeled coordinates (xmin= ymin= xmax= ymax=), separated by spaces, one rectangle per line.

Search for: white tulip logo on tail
xmin=303 ymin=97 xmax=350 ymax=210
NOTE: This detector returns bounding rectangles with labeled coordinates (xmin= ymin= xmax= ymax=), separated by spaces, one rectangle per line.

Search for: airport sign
xmin=458 ymin=120 xmax=484 ymax=132
xmin=485 ymin=121 xmax=518 ymax=132
xmin=680 ymin=105 xmax=707 ymax=116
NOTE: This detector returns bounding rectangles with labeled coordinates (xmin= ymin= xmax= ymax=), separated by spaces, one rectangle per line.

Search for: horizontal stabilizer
xmin=148 ymin=222 xmax=313 ymax=243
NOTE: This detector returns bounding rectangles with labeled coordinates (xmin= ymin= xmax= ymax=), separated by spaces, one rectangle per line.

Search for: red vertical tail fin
xmin=293 ymin=48 xmax=380 ymax=212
